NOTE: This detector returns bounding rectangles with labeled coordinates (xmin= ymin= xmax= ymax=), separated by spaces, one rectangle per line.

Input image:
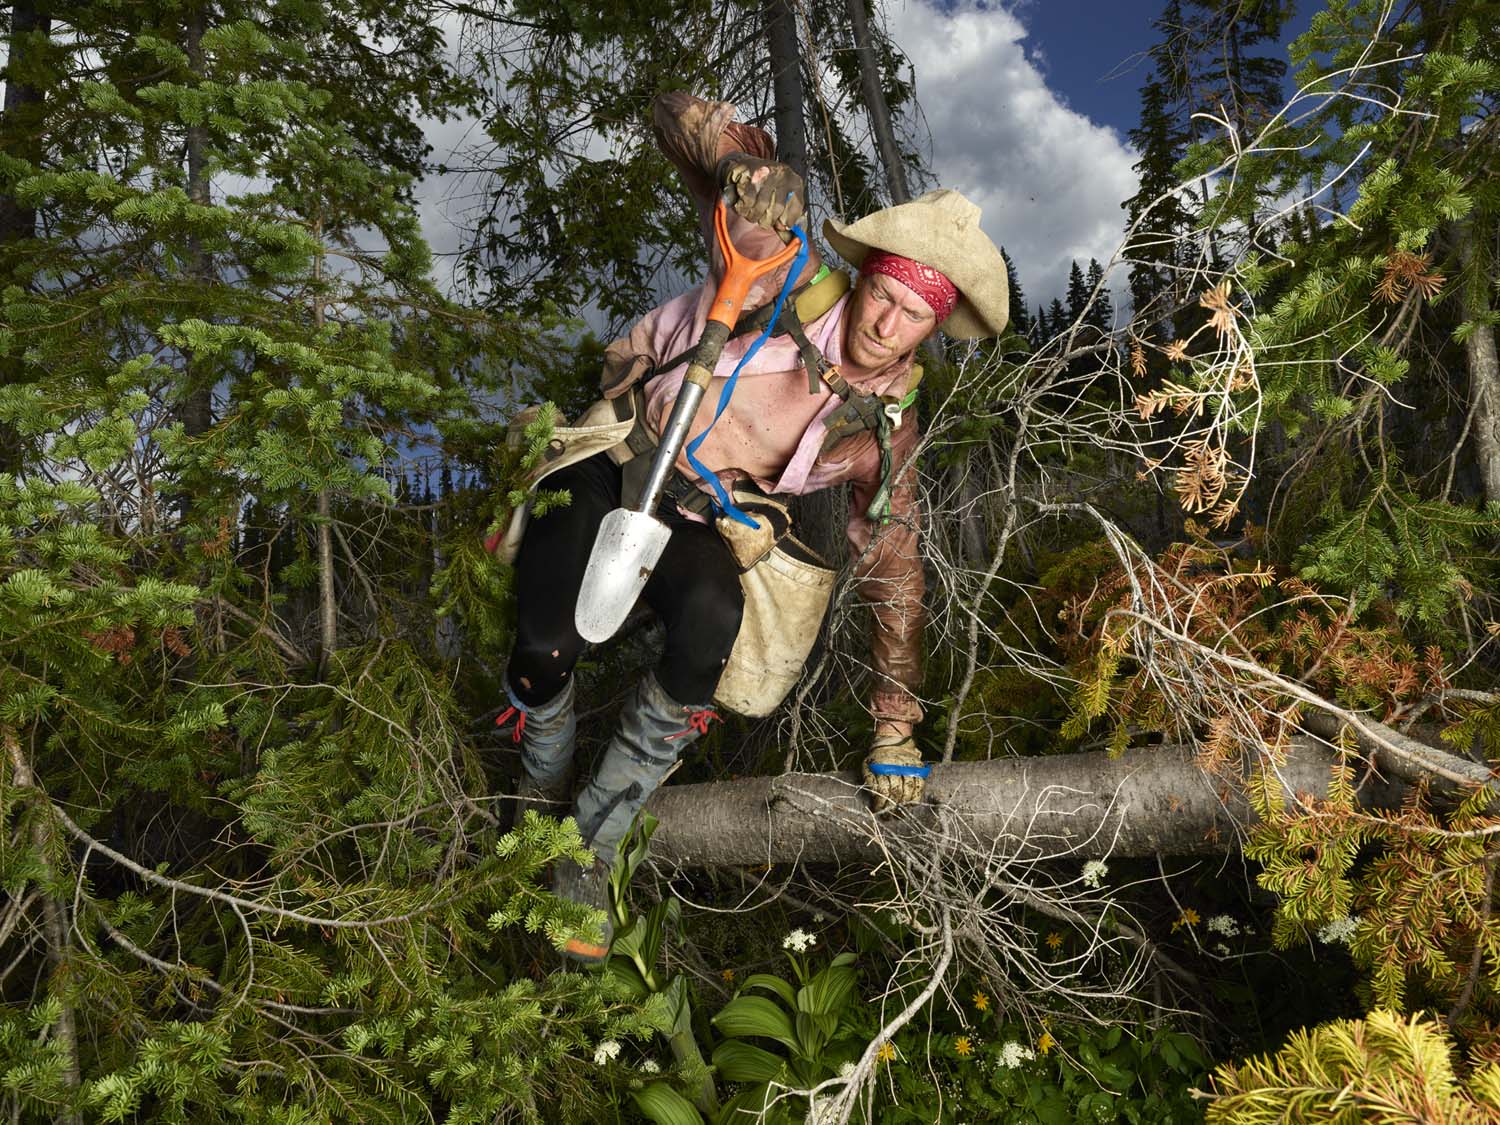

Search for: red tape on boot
xmin=666 ymin=708 xmax=720 ymax=741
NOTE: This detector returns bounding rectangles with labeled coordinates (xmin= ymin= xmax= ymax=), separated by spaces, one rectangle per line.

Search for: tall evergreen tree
xmin=1046 ymin=297 xmax=1068 ymax=338
xmin=1064 ymin=260 xmax=1090 ymax=326
xmin=1151 ymin=0 xmax=1290 ymax=148
xmin=1001 ymin=246 xmax=1030 ymax=338
xmin=455 ymin=0 xmax=926 ymax=331
xmin=1146 ymin=0 xmax=1290 ymax=271
xmin=1122 ymin=71 xmax=1191 ymax=335
xmin=0 ymin=5 xmax=620 ymax=1118
xmin=1083 ymin=258 xmax=1114 ymax=331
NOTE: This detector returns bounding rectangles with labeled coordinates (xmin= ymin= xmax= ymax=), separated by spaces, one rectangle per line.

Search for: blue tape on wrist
xmin=867 ymin=762 xmax=932 ymax=778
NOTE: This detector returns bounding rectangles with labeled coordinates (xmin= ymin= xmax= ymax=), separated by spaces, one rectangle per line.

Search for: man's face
xmin=843 ymin=270 xmax=937 ymax=374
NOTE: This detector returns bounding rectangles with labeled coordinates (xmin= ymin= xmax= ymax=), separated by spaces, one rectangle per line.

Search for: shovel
xmin=574 ymin=197 xmax=804 ymax=643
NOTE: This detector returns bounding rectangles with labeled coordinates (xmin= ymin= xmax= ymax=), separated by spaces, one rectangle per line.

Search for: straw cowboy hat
xmin=823 ymin=188 xmax=1010 ymax=340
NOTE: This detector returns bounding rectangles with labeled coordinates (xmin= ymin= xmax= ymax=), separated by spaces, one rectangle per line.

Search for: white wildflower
xmin=1207 ymin=914 xmax=1241 ymax=937
xmin=1317 ymin=915 xmax=1360 ymax=945
xmin=996 ymin=1040 xmax=1036 ymax=1069
xmin=640 ymin=1059 xmax=660 ymax=1074
xmin=1214 ymin=942 xmax=1231 ymax=956
xmin=837 ymin=1061 xmax=857 ymax=1078
xmin=593 ymin=1039 xmax=621 ymax=1066
xmin=804 ymin=1095 xmax=842 ymax=1125
xmin=1081 ymin=860 xmax=1109 ymax=888
xmin=782 ymin=928 xmax=817 ymax=953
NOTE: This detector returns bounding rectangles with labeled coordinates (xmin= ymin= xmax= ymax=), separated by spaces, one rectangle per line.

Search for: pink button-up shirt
xmin=600 ymin=92 xmax=925 ymax=725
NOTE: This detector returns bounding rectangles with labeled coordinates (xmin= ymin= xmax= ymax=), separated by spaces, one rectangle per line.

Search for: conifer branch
xmin=42 ymin=798 xmax=463 ymax=932
xmin=91 ymin=910 xmax=358 ymax=1019
xmin=3 ymin=728 xmax=82 ymax=1120
xmin=1115 ymin=611 xmax=1497 ymax=798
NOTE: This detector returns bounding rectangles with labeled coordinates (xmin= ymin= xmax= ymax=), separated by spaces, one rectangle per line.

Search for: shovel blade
xmin=574 ymin=508 xmax=672 ymax=643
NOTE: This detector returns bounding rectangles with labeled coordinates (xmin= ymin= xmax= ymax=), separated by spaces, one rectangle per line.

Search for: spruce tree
xmin=1122 ymin=71 xmax=1191 ymax=337
xmin=1083 ymin=258 xmax=1114 ymax=331
xmin=0 ymin=5 xmax=630 ymax=1120
xmin=1046 ymin=297 xmax=1068 ymax=338
xmin=1001 ymin=246 xmax=1031 ymax=339
xmin=1064 ymin=260 xmax=1090 ymax=326
xmin=455 ymin=0 xmax=927 ymax=330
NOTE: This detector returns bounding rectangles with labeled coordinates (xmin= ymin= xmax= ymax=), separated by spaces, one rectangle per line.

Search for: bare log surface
xmin=646 ymin=739 xmax=1410 ymax=868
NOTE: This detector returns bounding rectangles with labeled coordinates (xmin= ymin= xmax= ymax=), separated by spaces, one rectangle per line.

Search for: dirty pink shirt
xmin=630 ymin=288 xmax=912 ymax=498
xmin=600 ymin=92 xmax=925 ymax=724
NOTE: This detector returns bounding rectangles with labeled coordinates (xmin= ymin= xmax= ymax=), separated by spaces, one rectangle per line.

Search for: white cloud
xmin=403 ymin=1 xmax=1140 ymax=314
xmin=885 ymin=0 xmax=1139 ymax=308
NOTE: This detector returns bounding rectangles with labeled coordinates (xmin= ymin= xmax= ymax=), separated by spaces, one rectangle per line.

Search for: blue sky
xmin=997 ymin=0 xmax=1163 ymax=137
xmin=1012 ymin=0 xmax=1316 ymax=136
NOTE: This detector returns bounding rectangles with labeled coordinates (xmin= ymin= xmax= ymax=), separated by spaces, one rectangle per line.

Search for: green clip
xmin=865 ymin=408 xmax=896 ymax=524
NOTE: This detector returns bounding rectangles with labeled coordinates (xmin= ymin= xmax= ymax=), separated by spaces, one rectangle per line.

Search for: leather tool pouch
xmin=483 ymin=396 xmax=636 ymax=565
xmin=491 ymin=387 xmax=836 ymax=720
xmin=610 ymin=393 xmax=838 ymax=718
xmin=715 ymin=529 xmax=835 ymax=718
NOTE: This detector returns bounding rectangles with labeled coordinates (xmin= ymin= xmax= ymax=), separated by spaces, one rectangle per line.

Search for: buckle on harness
xmin=883 ymin=399 xmax=904 ymax=430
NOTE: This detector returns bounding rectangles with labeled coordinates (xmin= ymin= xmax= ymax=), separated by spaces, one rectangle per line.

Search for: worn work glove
xmin=862 ymin=735 xmax=929 ymax=815
xmin=716 ymin=152 xmax=806 ymax=231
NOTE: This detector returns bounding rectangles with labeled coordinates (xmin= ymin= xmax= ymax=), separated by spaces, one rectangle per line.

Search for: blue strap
xmin=684 ymin=224 xmax=811 ymax=528
xmin=867 ymin=762 xmax=932 ymax=779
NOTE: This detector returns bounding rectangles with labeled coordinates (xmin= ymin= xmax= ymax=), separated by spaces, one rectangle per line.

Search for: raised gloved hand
xmin=716 ymin=152 xmax=806 ymax=231
xmin=862 ymin=735 xmax=930 ymax=814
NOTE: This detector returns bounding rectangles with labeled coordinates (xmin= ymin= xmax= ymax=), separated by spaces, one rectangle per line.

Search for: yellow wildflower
xmin=1037 ymin=1031 xmax=1056 ymax=1056
xmin=721 ymin=968 xmax=735 ymax=984
xmin=972 ymin=990 xmax=990 ymax=1012
xmin=954 ymin=1036 xmax=973 ymax=1057
xmin=1045 ymin=932 xmax=1064 ymax=950
xmin=1172 ymin=907 xmax=1201 ymax=932
xmin=875 ymin=1041 xmax=897 ymax=1063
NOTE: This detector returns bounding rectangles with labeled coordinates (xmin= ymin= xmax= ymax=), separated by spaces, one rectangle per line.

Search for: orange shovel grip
xmin=706 ymin=197 xmax=803 ymax=329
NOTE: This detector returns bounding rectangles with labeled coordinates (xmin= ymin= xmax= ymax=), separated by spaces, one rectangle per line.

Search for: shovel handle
xmin=681 ymin=199 xmax=803 ymax=392
xmin=705 ymin=197 xmax=803 ymax=331
xmin=637 ymin=201 xmax=803 ymax=514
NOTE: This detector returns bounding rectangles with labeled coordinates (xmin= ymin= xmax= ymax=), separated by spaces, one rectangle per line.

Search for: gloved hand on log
xmin=862 ymin=734 xmax=930 ymax=814
xmin=716 ymin=152 xmax=806 ymax=231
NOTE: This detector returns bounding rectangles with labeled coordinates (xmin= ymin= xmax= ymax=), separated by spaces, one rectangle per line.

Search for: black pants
xmin=507 ymin=453 xmax=744 ymax=708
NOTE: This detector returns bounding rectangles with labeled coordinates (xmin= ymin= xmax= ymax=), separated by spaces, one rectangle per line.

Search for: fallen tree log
xmin=645 ymin=739 xmax=1409 ymax=868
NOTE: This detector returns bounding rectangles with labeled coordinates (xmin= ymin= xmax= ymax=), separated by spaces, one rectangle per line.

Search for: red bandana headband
xmin=860 ymin=249 xmax=960 ymax=324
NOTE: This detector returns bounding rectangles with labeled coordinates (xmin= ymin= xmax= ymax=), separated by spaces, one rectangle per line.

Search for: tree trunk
xmin=317 ymin=489 xmax=337 ymax=674
xmin=846 ymin=0 xmax=909 ymax=205
xmin=764 ymin=0 xmax=807 ymax=180
xmin=0 ymin=0 xmax=52 ymax=474
xmin=4 ymin=728 xmax=82 ymax=1124
xmin=0 ymin=0 xmax=49 ymax=246
xmin=181 ymin=3 xmax=213 ymax=445
xmin=1455 ymin=219 xmax=1500 ymax=503
xmin=311 ymin=217 xmax=337 ymax=674
xmin=644 ymin=739 xmax=1406 ymax=867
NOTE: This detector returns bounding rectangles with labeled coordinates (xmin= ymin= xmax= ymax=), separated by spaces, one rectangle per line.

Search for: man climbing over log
xmin=486 ymin=91 xmax=1011 ymax=963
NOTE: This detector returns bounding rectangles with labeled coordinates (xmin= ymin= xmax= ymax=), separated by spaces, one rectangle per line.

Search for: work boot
xmin=552 ymin=852 xmax=614 ymax=964
xmin=496 ymin=677 xmax=576 ymax=828
xmin=572 ymin=671 xmax=719 ymax=862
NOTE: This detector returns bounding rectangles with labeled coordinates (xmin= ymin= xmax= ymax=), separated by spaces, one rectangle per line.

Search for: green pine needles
xmin=0 ymin=3 xmax=622 ymax=1122
xmin=1207 ymin=1010 xmax=1500 ymax=1123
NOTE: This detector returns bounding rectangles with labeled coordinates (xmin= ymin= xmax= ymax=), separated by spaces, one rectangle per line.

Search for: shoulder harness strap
xmin=653 ymin=266 xmax=852 ymax=380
